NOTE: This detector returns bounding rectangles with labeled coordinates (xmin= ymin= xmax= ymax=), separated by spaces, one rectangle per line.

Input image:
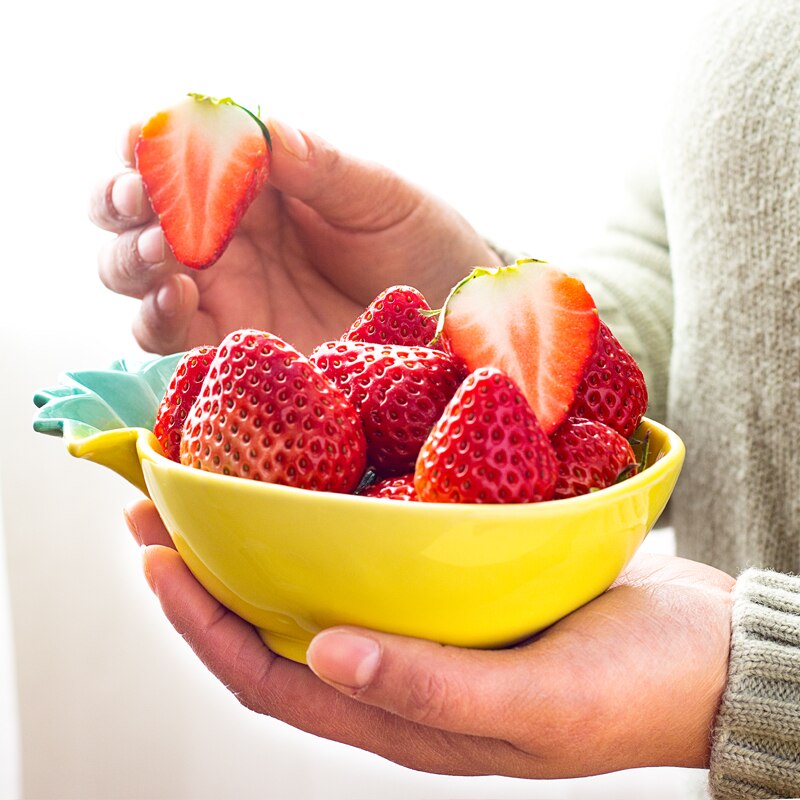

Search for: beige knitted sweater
xmin=504 ymin=0 xmax=800 ymax=796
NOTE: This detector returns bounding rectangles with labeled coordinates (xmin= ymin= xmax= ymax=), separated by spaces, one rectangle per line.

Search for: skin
xmin=95 ymin=120 xmax=735 ymax=777
xmin=90 ymin=118 xmax=502 ymax=355
xmin=126 ymin=498 xmax=734 ymax=777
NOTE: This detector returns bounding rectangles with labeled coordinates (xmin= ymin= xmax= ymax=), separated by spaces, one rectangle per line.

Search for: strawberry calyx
xmin=186 ymin=93 xmax=272 ymax=149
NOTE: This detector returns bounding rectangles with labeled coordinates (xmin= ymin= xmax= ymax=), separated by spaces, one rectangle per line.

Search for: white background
xmin=1 ymin=1 xmax=706 ymax=798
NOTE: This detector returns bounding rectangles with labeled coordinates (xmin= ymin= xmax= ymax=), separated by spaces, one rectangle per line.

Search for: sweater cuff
xmin=709 ymin=568 xmax=800 ymax=799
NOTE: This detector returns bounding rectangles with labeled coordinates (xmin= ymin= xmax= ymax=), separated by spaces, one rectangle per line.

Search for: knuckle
xmin=401 ymin=668 xmax=453 ymax=725
xmin=87 ymin=179 xmax=115 ymax=230
xmin=97 ymin=231 xmax=153 ymax=294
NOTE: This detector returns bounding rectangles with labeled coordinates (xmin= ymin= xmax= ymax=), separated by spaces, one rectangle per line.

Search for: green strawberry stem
xmin=628 ymin=425 xmax=652 ymax=474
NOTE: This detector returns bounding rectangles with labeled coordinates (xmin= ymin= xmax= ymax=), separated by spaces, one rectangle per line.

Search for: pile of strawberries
xmin=153 ymin=262 xmax=648 ymax=504
xmin=131 ymin=95 xmax=647 ymax=503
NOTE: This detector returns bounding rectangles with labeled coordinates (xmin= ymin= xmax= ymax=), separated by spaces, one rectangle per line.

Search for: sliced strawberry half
xmin=135 ymin=93 xmax=271 ymax=269
xmin=437 ymin=259 xmax=599 ymax=435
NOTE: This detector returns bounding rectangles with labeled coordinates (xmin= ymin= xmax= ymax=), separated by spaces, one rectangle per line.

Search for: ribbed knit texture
xmin=709 ymin=570 xmax=800 ymax=799
xmin=493 ymin=1 xmax=800 ymax=795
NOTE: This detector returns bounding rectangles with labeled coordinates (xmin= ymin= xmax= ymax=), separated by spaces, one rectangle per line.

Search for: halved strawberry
xmin=135 ymin=93 xmax=271 ymax=269
xmin=360 ymin=474 xmax=418 ymax=501
xmin=549 ymin=417 xmax=638 ymax=499
xmin=153 ymin=345 xmax=217 ymax=461
xmin=180 ymin=329 xmax=366 ymax=493
xmin=414 ymin=367 xmax=558 ymax=504
xmin=437 ymin=259 xmax=599 ymax=435
xmin=567 ymin=321 xmax=648 ymax=438
xmin=343 ymin=285 xmax=438 ymax=347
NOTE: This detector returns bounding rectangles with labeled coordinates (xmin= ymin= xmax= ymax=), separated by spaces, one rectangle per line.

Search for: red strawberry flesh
xmin=135 ymin=94 xmax=271 ymax=269
xmin=438 ymin=260 xmax=599 ymax=435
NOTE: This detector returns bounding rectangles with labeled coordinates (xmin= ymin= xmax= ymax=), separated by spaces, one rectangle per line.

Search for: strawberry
xmin=135 ymin=93 xmax=271 ymax=269
xmin=360 ymin=474 xmax=419 ymax=501
xmin=180 ymin=329 xmax=367 ymax=493
xmin=549 ymin=417 xmax=638 ymax=500
xmin=153 ymin=345 xmax=217 ymax=461
xmin=310 ymin=340 xmax=464 ymax=477
xmin=414 ymin=367 xmax=558 ymax=504
xmin=343 ymin=285 xmax=438 ymax=347
xmin=437 ymin=259 xmax=599 ymax=435
xmin=567 ymin=321 xmax=648 ymax=438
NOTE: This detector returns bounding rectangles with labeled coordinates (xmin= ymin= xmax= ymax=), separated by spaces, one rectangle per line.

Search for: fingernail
xmin=111 ymin=172 xmax=144 ymax=218
xmin=306 ymin=630 xmax=381 ymax=689
xmin=123 ymin=506 xmax=142 ymax=545
xmin=269 ymin=118 xmax=309 ymax=161
xmin=156 ymin=277 xmax=182 ymax=317
xmin=138 ymin=226 xmax=165 ymax=265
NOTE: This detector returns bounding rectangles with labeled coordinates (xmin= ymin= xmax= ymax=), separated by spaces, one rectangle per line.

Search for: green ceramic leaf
xmin=33 ymin=352 xmax=184 ymax=442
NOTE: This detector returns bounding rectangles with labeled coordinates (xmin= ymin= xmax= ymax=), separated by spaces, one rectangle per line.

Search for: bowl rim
xmin=135 ymin=416 xmax=684 ymax=514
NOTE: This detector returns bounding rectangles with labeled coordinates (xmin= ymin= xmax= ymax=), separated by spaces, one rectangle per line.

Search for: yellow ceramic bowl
xmin=34 ymin=356 xmax=684 ymax=664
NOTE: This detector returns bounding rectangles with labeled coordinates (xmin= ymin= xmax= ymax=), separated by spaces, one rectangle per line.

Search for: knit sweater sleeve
xmin=709 ymin=570 xmax=800 ymax=799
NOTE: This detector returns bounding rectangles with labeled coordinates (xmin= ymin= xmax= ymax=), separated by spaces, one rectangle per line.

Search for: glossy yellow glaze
xmin=69 ymin=418 xmax=684 ymax=664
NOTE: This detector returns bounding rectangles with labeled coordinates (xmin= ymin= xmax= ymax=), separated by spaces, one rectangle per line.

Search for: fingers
xmin=306 ymin=626 xmax=539 ymax=739
xmin=119 ymin=122 xmax=142 ymax=166
xmin=130 ymin=273 xmax=200 ymax=353
xmin=89 ymin=170 xmax=155 ymax=232
xmin=98 ymin=223 xmax=200 ymax=354
xmin=139 ymin=543 xmax=524 ymax=775
xmin=97 ymin=224 xmax=176 ymax=298
xmin=267 ymin=118 xmax=423 ymax=232
xmin=123 ymin=498 xmax=174 ymax=548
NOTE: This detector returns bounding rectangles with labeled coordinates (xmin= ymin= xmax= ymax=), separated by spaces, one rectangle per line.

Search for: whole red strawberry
xmin=550 ymin=417 xmax=638 ymax=500
xmin=180 ymin=329 xmax=367 ymax=493
xmin=360 ymin=474 xmax=418 ymax=501
xmin=568 ymin=321 xmax=648 ymax=438
xmin=310 ymin=340 xmax=464 ymax=477
xmin=414 ymin=367 xmax=558 ymax=504
xmin=153 ymin=345 xmax=217 ymax=461
xmin=344 ymin=285 xmax=438 ymax=347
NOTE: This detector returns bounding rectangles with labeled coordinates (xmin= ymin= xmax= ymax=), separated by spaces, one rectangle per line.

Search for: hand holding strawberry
xmin=91 ymin=99 xmax=502 ymax=355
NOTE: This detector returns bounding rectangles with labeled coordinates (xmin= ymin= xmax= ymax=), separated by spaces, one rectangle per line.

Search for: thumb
xmin=305 ymin=626 xmax=550 ymax=738
xmin=266 ymin=118 xmax=423 ymax=231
